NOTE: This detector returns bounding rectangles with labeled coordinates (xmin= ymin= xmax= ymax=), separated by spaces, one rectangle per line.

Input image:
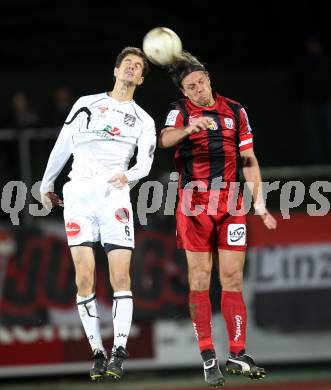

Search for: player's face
xmin=114 ymin=54 xmax=144 ymax=86
xmin=181 ymin=71 xmax=213 ymax=106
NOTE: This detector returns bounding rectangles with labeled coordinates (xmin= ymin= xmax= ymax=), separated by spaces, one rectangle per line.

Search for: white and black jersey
xmin=40 ymin=92 xmax=156 ymax=193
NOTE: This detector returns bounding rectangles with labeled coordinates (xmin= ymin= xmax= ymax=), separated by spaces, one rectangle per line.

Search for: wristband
xmin=254 ymin=203 xmax=267 ymax=215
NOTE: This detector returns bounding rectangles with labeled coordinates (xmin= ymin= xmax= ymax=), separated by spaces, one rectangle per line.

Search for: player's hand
xmin=109 ymin=173 xmax=128 ymax=189
xmin=260 ymin=211 xmax=277 ymax=229
xmin=41 ymin=192 xmax=63 ymax=211
xmin=184 ymin=117 xmax=211 ymax=135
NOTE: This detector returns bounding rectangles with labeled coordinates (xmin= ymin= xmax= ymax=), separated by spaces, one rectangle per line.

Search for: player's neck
xmin=109 ymin=82 xmax=135 ymax=102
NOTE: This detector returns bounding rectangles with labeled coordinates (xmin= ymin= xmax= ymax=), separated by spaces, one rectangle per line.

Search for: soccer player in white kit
xmin=40 ymin=47 xmax=156 ymax=381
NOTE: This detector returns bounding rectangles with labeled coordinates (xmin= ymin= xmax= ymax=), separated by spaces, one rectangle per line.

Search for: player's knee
xmin=221 ymin=271 xmax=243 ymax=291
xmin=112 ymin=272 xmax=130 ymax=290
xmin=189 ymin=269 xmax=210 ymax=290
xmin=76 ymin=274 xmax=94 ymax=294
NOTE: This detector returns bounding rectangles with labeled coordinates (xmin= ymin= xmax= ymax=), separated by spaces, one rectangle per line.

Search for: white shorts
xmin=62 ymin=179 xmax=134 ymax=248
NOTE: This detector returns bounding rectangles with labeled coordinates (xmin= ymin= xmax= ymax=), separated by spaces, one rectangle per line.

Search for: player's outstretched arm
xmin=40 ymin=98 xmax=81 ymax=209
xmin=41 ymin=192 xmax=63 ymax=211
xmin=240 ymin=148 xmax=277 ymax=230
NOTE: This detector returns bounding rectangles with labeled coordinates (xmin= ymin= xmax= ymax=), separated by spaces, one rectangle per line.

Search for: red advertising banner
xmin=247 ymin=212 xmax=331 ymax=332
xmin=0 ymin=228 xmax=188 ymax=324
xmin=0 ymin=321 xmax=153 ymax=366
xmin=247 ymin=212 xmax=331 ymax=247
xmin=1 ymin=212 xmax=330 ymax=374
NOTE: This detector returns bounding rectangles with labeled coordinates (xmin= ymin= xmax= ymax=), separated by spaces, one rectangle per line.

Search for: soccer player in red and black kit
xmin=159 ymin=52 xmax=277 ymax=387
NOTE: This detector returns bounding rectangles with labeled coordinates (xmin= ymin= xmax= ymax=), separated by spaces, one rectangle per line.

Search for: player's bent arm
xmin=158 ymin=124 xmax=202 ymax=148
xmin=159 ymin=117 xmax=210 ymax=148
xmin=123 ymin=124 xmax=156 ymax=182
xmin=159 ymin=126 xmax=190 ymax=148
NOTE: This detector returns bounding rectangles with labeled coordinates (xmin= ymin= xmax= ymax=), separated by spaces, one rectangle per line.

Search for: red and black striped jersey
xmin=164 ymin=93 xmax=253 ymax=189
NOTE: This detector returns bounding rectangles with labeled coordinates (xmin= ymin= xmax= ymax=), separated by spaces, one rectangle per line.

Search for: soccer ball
xmin=143 ymin=27 xmax=182 ymax=66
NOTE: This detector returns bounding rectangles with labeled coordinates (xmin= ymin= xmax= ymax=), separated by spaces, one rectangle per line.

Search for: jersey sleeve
xmin=164 ymin=103 xmax=184 ymax=128
xmin=238 ymin=106 xmax=253 ymax=151
xmin=124 ymin=118 xmax=156 ymax=183
xmin=40 ymin=98 xmax=82 ymax=193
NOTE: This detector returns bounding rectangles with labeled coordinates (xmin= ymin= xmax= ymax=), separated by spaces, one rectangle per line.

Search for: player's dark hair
xmin=168 ymin=51 xmax=207 ymax=89
xmin=115 ymin=47 xmax=150 ymax=77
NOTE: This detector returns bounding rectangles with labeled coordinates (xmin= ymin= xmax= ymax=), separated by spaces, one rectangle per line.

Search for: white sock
xmin=112 ymin=291 xmax=133 ymax=350
xmin=77 ymin=293 xmax=105 ymax=354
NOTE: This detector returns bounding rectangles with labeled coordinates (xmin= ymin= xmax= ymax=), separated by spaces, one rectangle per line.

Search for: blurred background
xmin=1 ymin=1 xmax=331 ymax=389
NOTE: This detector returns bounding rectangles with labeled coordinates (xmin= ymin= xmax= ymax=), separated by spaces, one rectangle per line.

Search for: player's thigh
xmin=185 ymin=250 xmax=213 ymax=286
xmin=217 ymin=248 xmax=246 ymax=289
xmin=99 ymin=188 xmax=134 ymax=248
xmin=176 ymin=210 xmax=215 ymax=252
xmin=63 ymin=180 xmax=99 ymax=245
xmin=70 ymin=246 xmax=96 ymax=280
xmin=107 ymin=249 xmax=132 ymax=276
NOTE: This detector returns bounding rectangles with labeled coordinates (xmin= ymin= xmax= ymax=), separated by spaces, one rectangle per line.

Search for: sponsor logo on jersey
xmin=165 ymin=110 xmax=180 ymax=126
xmin=115 ymin=208 xmax=130 ymax=224
xmin=111 ymin=108 xmax=124 ymax=115
xmin=224 ymin=117 xmax=234 ymax=129
xmin=227 ymin=224 xmax=246 ymax=246
xmin=124 ymin=113 xmax=136 ymax=127
xmin=97 ymin=106 xmax=108 ymax=118
xmin=65 ymin=220 xmax=82 ymax=238
xmin=188 ymin=115 xmax=218 ymax=130
xmin=102 ymin=125 xmax=121 ymax=136
xmin=98 ymin=106 xmax=108 ymax=114
xmin=207 ymin=117 xmax=218 ymax=130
